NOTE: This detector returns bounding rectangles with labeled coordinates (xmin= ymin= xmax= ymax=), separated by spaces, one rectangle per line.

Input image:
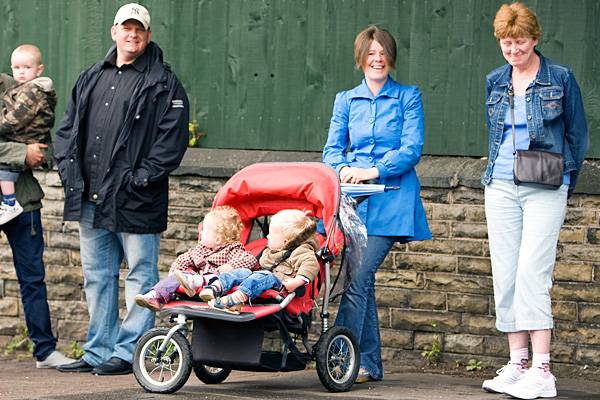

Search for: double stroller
xmin=132 ymin=162 xmax=361 ymax=393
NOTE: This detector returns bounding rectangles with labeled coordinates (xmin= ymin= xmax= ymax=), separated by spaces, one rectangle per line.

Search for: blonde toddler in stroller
xmin=135 ymin=206 xmax=257 ymax=311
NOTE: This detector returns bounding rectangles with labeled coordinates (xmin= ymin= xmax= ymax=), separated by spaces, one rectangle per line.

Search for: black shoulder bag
xmin=509 ymin=86 xmax=564 ymax=190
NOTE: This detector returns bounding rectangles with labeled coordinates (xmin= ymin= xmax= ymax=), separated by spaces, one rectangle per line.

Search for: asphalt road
xmin=2 ymin=361 xmax=599 ymax=400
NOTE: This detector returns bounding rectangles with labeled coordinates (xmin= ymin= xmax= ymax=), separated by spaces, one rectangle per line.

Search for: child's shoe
xmin=503 ymin=367 xmax=557 ymax=399
xmin=134 ymin=290 xmax=161 ymax=312
xmin=0 ymin=200 xmax=23 ymax=225
xmin=482 ymin=362 xmax=526 ymax=394
xmin=208 ymin=296 xmax=243 ymax=314
xmin=199 ymin=283 xmax=222 ymax=302
xmin=174 ymin=270 xmax=203 ymax=297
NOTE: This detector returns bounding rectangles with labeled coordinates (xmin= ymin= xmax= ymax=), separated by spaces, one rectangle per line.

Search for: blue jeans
xmin=3 ymin=210 xmax=56 ymax=361
xmin=0 ymin=169 xmax=19 ymax=181
xmin=218 ymin=269 xmax=281 ymax=300
xmin=79 ymin=201 xmax=159 ymax=365
xmin=485 ymin=180 xmax=568 ymax=332
xmin=335 ymin=235 xmax=396 ymax=381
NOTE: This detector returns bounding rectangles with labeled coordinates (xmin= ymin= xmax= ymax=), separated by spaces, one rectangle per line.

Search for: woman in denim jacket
xmin=323 ymin=25 xmax=431 ymax=384
xmin=481 ymin=3 xmax=588 ymax=399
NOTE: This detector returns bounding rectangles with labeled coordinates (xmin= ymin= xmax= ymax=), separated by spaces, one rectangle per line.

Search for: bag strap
xmin=508 ymin=84 xmax=516 ymax=156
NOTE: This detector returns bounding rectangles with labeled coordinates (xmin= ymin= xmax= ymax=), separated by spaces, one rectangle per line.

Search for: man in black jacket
xmin=54 ymin=3 xmax=189 ymax=375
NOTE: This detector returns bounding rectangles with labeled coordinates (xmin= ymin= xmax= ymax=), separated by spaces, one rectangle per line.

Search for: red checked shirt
xmin=169 ymin=241 xmax=258 ymax=275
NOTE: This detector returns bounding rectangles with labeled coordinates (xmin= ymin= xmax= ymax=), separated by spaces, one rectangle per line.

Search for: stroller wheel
xmin=133 ymin=328 xmax=192 ymax=394
xmin=193 ymin=365 xmax=232 ymax=384
xmin=315 ymin=326 xmax=360 ymax=392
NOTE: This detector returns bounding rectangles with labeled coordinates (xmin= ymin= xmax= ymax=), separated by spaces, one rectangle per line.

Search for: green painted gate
xmin=1 ymin=0 xmax=598 ymax=156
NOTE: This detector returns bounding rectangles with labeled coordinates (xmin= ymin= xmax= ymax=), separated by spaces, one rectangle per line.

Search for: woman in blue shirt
xmin=481 ymin=3 xmax=588 ymax=399
xmin=323 ymin=25 xmax=431 ymax=384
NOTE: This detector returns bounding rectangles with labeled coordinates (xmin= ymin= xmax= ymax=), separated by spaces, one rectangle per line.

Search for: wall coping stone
xmin=174 ymin=148 xmax=600 ymax=195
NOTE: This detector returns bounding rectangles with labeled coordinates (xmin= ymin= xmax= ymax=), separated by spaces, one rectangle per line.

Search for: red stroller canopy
xmin=212 ymin=162 xmax=341 ymax=250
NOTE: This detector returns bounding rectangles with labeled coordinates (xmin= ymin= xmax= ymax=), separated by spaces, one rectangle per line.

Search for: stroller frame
xmin=132 ymin=162 xmax=360 ymax=393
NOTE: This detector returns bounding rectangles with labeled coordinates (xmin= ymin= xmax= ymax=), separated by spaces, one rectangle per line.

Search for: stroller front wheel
xmin=315 ymin=326 xmax=360 ymax=392
xmin=133 ymin=328 xmax=192 ymax=394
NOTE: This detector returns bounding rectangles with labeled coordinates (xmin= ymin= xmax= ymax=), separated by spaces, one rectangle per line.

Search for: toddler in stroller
xmin=203 ymin=209 xmax=319 ymax=314
xmin=134 ymin=206 xmax=257 ymax=311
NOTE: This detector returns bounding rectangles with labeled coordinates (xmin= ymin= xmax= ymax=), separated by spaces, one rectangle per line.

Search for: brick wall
xmin=0 ymin=152 xmax=598 ymax=378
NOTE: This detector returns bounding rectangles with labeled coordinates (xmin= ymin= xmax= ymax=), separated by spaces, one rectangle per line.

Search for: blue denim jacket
xmin=481 ymin=50 xmax=588 ymax=193
xmin=323 ymin=77 xmax=431 ymax=240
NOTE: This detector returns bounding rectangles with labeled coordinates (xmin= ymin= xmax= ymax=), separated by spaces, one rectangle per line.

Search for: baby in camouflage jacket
xmin=0 ymin=44 xmax=56 ymax=225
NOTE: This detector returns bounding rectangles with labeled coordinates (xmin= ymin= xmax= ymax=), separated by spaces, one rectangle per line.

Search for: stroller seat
xmin=161 ymin=234 xmax=325 ymax=322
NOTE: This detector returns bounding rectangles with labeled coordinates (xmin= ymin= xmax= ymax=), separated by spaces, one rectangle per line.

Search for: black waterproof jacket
xmin=54 ymin=42 xmax=189 ymax=233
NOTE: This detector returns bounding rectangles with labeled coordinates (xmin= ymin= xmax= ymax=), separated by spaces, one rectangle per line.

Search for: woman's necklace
xmin=512 ymin=56 xmax=540 ymax=96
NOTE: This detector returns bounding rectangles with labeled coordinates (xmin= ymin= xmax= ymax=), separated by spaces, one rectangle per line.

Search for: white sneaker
xmin=482 ymin=363 xmax=526 ymax=393
xmin=174 ymin=270 xmax=200 ymax=297
xmin=0 ymin=200 xmax=23 ymax=225
xmin=504 ymin=367 xmax=557 ymax=399
xmin=36 ymin=350 xmax=76 ymax=369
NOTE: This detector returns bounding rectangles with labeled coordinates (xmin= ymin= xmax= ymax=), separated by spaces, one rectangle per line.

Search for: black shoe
xmin=92 ymin=357 xmax=132 ymax=375
xmin=56 ymin=358 xmax=94 ymax=373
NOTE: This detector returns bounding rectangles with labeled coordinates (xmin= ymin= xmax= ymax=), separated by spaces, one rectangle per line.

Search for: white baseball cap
xmin=114 ymin=3 xmax=151 ymax=30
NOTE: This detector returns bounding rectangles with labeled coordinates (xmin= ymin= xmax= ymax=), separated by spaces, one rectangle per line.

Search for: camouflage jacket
xmin=0 ymin=77 xmax=56 ymax=144
xmin=0 ymin=142 xmax=44 ymax=212
xmin=0 ymin=73 xmax=16 ymax=96
xmin=0 ymin=73 xmax=16 ymax=110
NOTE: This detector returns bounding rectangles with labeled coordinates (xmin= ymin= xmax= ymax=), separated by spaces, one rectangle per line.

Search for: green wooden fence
xmin=1 ymin=0 xmax=598 ymax=156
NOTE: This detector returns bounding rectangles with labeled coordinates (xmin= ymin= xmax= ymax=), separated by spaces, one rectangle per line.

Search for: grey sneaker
xmin=175 ymin=270 xmax=204 ymax=297
xmin=36 ymin=350 xmax=76 ymax=369
xmin=174 ymin=270 xmax=200 ymax=297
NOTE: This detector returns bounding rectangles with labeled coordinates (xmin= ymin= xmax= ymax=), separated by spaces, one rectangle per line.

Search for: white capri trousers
xmin=484 ymin=179 xmax=568 ymax=332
